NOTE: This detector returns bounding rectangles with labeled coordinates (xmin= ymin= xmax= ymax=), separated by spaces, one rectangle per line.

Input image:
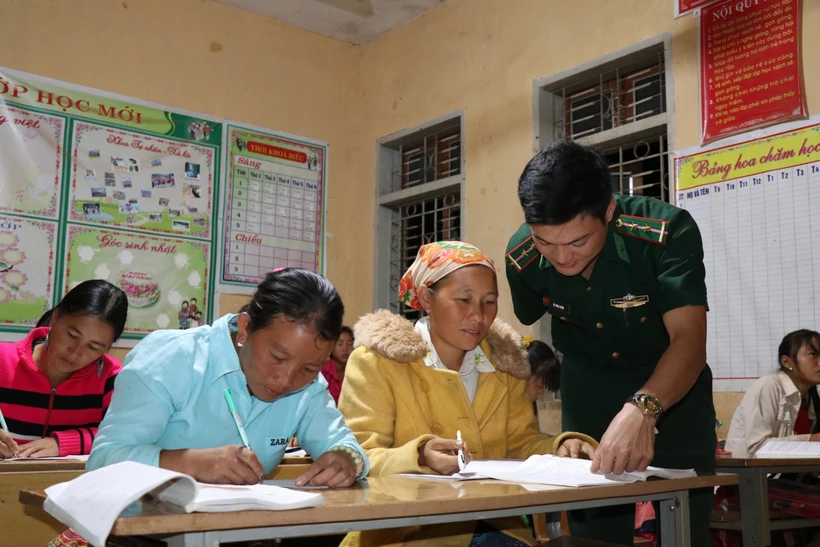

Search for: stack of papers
xmin=399 ymin=454 xmax=696 ymax=487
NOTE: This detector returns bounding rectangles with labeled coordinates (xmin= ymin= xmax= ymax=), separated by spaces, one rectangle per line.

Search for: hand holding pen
xmin=417 ymin=432 xmax=472 ymax=476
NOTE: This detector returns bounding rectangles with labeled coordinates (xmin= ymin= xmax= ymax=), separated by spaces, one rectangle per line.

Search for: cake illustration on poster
xmin=64 ymin=226 xmax=209 ymax=335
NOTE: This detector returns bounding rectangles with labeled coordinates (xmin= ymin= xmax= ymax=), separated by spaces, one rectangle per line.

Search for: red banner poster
xmin=675 ymin=0 xmax=721 ymax=18
xmin=700 ymin=0 xmax=805 ymax=143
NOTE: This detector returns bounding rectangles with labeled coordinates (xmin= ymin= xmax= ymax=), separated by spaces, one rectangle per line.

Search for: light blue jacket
xmin=88 ymin=314 xmax=369 ymax=476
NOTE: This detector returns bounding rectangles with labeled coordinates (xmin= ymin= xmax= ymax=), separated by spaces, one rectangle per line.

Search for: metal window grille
xmin=603 ymin=134 xmax=668 ymax=201
xmin=388 ymin=193 xmax=461 ymax=320
xmin=392 ymin=126 xmax=461 ymax=191
xmin=551 ymin=55 xmax=666 ymax=141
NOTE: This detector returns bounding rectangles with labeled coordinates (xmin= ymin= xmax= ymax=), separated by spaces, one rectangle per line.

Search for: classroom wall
xmin=352 ymin=0 xmax=820 ymax=437
xmin=0 ymin=0 xmax=367 ymax=352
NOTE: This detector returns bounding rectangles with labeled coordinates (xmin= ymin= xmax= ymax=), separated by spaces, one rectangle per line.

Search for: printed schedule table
xmin=675 ymin=123 xmax=820 ymax=391
xmin=226 ymin=161 xmax=320 ymax=280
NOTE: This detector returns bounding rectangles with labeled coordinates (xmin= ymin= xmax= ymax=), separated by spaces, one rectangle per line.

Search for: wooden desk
xmin=0 ymin=459 xmax=86 ymax=472
xmin=20 ymin=473 xmax=737 ymax=547
xmin=715 ymin=456 xmax=820 ymax=547
xmin=1 ymin=469 xmax=84 ymax=545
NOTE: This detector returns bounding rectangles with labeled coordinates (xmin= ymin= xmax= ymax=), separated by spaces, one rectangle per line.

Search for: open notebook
xmin=44 ymin=461 xmax=323 ymax=547
xmin=399 ymin=454 xmax=696 ymax=487
xmin=2 ymin=454 xmax=89 ymax=462
xmin=756 ymin=440 xmax=820 ymax=458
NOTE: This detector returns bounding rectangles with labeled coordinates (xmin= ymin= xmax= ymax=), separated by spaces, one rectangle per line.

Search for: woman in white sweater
xmin=726 ymin=329 xmax=820 ymax=456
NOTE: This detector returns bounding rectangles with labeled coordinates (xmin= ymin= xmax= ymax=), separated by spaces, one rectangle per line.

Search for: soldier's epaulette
xmin=506 ymin=236 xmax=539 ymax=272
xmin=615 ymin=215 xmax=669 ymax=245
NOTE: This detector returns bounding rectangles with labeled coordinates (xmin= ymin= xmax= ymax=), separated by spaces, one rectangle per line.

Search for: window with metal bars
xmin=388 ymin=193 xmax=461 ymax=320
xmin=546 ymin=51 xmax=666 ymax=140
xmin=535 ymin=39 xmax=672 ymax=202
xmin=376 ymin=115 xmax=464 ymax=318
xmin=602 ymin=134 xmax=669 ymax=200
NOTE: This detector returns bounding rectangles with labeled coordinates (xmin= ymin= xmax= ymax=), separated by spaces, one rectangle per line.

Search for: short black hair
xmin=518 ymin=140 xmax=612 ymax=225
xmin=36 ymin=280 xmax=128 ymax=340
xmin=239 ymin=268 xmax=344 ymax=341
xmin=339 ymin=326 xmax=354 ymax=339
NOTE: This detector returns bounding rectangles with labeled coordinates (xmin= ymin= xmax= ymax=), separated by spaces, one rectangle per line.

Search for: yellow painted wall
xmin=4 ymin=0 xmax=819 ymax=434
xmin=0 ymin=0 xmax=369 ymax=327
xmin=354 ymin=0 xmax=820 ymax=437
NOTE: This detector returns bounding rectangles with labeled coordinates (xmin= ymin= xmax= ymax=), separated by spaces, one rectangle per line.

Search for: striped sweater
xmin=0 ymin=327 xmax=121 ymax=456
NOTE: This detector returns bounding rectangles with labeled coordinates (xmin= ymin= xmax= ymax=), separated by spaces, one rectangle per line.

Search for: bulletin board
xmin=675 ymin=116 xmax=820 ymax=391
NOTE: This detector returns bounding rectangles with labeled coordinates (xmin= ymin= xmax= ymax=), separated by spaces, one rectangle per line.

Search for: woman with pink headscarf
xmin=338 ymin=241 xmax=596 ymax=547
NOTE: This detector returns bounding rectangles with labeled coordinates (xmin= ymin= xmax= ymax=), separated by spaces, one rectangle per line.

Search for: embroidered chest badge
xmin=610 ymin=293 xmax=649 ymax=309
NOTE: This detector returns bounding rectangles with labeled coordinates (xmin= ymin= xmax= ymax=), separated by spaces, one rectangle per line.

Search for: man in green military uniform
xmin=506 ymin=141 xmax=716 ymax=546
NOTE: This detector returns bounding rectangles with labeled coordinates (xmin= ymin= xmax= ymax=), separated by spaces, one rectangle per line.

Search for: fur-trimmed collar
xmin=353 ymin=310 xmax=530 ymax=379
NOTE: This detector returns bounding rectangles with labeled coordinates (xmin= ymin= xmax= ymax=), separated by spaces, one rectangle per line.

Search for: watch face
xmin=642 ymin=396 xmax=661 ymax=414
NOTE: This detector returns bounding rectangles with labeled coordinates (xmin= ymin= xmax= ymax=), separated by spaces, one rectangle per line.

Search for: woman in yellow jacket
xmin=338 ymin=241 xmax=597 ymax=547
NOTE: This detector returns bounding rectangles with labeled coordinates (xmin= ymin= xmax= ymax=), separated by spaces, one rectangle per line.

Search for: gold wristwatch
xmin=626 ymin=393 xmax=663 ymax=418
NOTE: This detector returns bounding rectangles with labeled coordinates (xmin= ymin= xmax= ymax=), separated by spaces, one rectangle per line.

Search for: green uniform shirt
xmin=506 ymin=194 xmax=716 ymax=470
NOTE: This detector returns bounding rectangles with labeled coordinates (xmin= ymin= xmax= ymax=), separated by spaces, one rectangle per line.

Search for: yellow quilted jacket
xmin=337 ymin=310 xmax=596 ymax=547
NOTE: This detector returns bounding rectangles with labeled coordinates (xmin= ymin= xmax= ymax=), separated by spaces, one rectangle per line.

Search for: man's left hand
xmin=590 ymin=403 xmax=656 ymax=475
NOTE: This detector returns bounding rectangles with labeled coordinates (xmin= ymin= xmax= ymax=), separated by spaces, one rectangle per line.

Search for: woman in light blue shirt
xmin=88 ymin=269 xmax=368 ymax=487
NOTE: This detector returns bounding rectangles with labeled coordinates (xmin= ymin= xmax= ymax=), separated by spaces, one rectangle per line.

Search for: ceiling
xmin=216 ymin=0 xmax=448 ymax=45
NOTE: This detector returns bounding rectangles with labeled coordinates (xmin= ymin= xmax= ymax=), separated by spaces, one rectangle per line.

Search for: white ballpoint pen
xmin=456 ymin=430 xmax=466 ymax=472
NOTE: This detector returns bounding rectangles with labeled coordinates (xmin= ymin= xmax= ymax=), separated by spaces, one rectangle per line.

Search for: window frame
xmin=373 ymin=112 xmax=466 ymax=313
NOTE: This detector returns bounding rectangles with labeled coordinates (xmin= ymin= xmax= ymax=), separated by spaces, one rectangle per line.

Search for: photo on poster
xmin=88 ymin=149 xmax=100 ymax=158
xmin=104 ymin=179 xmax=116 ymax=187
xmin=90 ymin=187 xmax=107 ymax=198
xmin=82 ymin=203 xmax=101 ymax=217
xmin=119 ymin=202 xmax=139 ymax=214
xmin=151 ymin=173 xmax=176 ymax=188
xmin=183 ymin=184 xmax=201 ymax=198
xmin=111 ymin=157 xmax=131 ymax=171
xmin=193 ymin=217 xmax=207 ymax=227
xmin=113 ymin=191 xmax=126 ymax=201
xmin=168 ymin=208 xmax=181 ymax=217
xmin=150 ymin=158 xmax=162 ymax=167
xmin=84 ymin=169 xmax=96 ymax=180
xmin=187 ymin=206 xmax=198 ymax=214
xmin=128 ymin=158 xmax=140 ymax=173
xmin=172 ymin=220 xmax=190 ymax=232
xmin=149 ymin=213 xmax=162 ymax=222
xmin=121 ymin=176 xmax=133 ymax=188
xmin=158 ymin=197 xmax=170 ymax=207
xmin=141 ymin=190 xmax=152 ymax=198
xmin=184 ymin=162 xmax=201 ymax=180
xmin=126 ymin=215 xmax=137 ymax=224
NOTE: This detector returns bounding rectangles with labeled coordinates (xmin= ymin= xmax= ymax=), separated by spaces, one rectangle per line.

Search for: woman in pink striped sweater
xmin=0 ymin=279 xmax=128 ymax=458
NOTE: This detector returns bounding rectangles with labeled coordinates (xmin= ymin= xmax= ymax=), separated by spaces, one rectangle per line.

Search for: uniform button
xmin=431 ymin=423 xmax=443 ymax=434
xmin=612 ymin=352 xmax=620 ymax=359
xmin=586 ymin=286 xmax=592 ymax=292
xmin=640 ymin=316 xmax=647 ymax=323
xmin=560 ymin=316 xmax=567 ymax=321
xmin=596 ymin=322 xmax=604 ymax=329
xmin=420 ymin=380 xmax=430 ymax=392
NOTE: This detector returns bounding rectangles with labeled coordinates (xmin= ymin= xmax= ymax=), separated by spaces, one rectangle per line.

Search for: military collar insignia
xmin=614 ymin=215 xmax=669 ymax=245
xmin=505 ymin=236 xmax=540 ymax=272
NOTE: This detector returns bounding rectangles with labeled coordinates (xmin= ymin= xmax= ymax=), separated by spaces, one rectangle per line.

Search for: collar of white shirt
xmin=414 ymin=317 xmax=496 ymax=375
